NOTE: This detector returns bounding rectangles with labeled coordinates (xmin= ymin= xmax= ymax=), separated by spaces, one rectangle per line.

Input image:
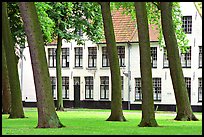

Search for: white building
xmin=19 ymin=2 xmax=202 ymax=111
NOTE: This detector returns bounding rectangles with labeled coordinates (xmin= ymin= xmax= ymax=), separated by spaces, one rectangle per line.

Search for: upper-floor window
xmin=102 ymin=47 xmax=109 ymax=67
xmin=85 ymin=76 xmax=94 ymax=99
xmin=117 ymin=46 xmax=125 ymax=67
xmin=75 ymin=47 xmax=83 ymax=67
xmin=181 ymin=47 xmax=191 ymax=68
xmin=88 ymin=47 xmax=97 ymax=68
xmin=199 ymin=46 xmax=202 ymax=68
xmin=48 ymin=48 xmax=56 ymax=68
xmin=100 ymin=76 xmax=109 ymax=99
xmin=50 ymin=76 xmax=56 ymax=99
xmin=153 ymin=78 xmax=161 ymax=101
xmin=151 ymin=47 xmax=157 ymax=68
xmin=198 ymin=78 xmax=202 ymax=102
xmin=182 ymin=16 xmax=192 ymax=34
xmin=135 ymin=78 xmax=142 ymax=101
xmin=163 ymin=47 xmax=169 ymax=68
xmin=62 ymin=77 xmax=69 ymax=99
xmin=62 ymin=48 xmax=69 ymax=68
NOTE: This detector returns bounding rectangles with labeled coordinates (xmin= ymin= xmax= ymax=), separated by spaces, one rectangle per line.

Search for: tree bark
xmin=2 ymin=2 xmax=25 ymax=118
xmin=2 ymin=38 xmax=11 ymax=114
xmin=160 ymin=2 xmax=198 ymax=121
xmin=100 ymin=2 xmax=126 ymax=121
xmin=56 ymin=23 xmax=64 ymax=111
xmin=134 ymin=2 xmax=158 ymax=127
xmin=18 ymin=2 xmax=64 ymax=128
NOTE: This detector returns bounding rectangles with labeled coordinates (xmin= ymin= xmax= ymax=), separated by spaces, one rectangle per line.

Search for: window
xmin=75 ymin=47 xmax=83 ymax=67
xmin=151 ymin=47 xmax=157 ymax=68
xmin=185 ymin=77 xmax=191 ymax=102
xmin=85 ymin=77 xmax=94 ymax=99
xmin=88 ymin=47 xmax=97 ymax=68
xmin=135 ymin=78 xmax=142 ymax=101
xmin=181 ymin=47 xmax=191 ymax=68
xmin=198 ymin=78 xmax=202 ymax=102
xmin=199 ymin=46 xmax=202 ymax=68
xmin=182 ymin=16 xmax=192 ymax=34
xmin=102 ymin=47 xmax=109 ymax=67
xmin=100 ymin=76 xmax=109 ymax=99
xmin=163 ymin=47 xmax=169 ymax=68
xmin=48 ymin=48 xmax=56 ymax=68
xmin=62 ymin=77 xmax=69 ymax=99
xmin=121 ymin=76 xmax=124 ymax=100
xmin=153 ymin=78 xmax=161 ymax=101
xmin=77 ymin=29 xmax=83 ymax=37
xmin=62 ymin=48 xmax=69 ymax=68
xmin=117 ymin=46 xmax=125 ymax=67
xmin=50 ymin=77 xmax=56 ymax=99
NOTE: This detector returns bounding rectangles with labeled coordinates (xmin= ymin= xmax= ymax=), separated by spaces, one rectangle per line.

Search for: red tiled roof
xmin=100 ymin=8 xmax=159 ymax=43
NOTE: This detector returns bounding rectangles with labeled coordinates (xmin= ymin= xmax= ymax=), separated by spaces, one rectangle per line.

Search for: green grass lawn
xmin=2 ymin=108 xmax=202 ymax=135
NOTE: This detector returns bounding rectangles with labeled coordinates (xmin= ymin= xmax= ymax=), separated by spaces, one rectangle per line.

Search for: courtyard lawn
xmin=2 ymin=108 xmax=202 ymax=135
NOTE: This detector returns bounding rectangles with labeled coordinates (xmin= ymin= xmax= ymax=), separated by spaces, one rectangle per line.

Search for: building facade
xmin=19 ymin=2 xmax=202 ymax=111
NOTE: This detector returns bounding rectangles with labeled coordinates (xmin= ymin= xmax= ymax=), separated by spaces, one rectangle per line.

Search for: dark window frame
xmin=88 ymin=47 xmax=97 ymax=68
xmin=48 ymin=48 xmax=56 ymax=68
xmin=163 ymin=47 xmax=169 ymax=68
xmin=75 ymin=47 xmax=83 ymax=67
xmin=102 ymin=47 xmax=110 ymax=67
xmin=100 ymin=76 xmax=109 ymax=99
xmin=181 ymin=47 xmax=191 ymax=68
xmin=135 ymin=78 xmax=142 ymax=101
xmin=85 ymin=77 xmax=94 ymax=99
xmin=182 ymin=16 xmax=192 ymax=34
xmin=151 ymin=47 xmax=157 ymax=68
xmin=62 ymin=77 xmax=69 ymax=99
xmin=198 ymin=78 xmax=202 ymax=102
xmin=50 ymin=76 xmax=56 ymax=99
xmin=62 ymin=48 xmax=69 ymax=68
xmin=199 ymin=46 xmax=202 ymax=68
xmin=117 ymin=46 xmax=125 ymax=67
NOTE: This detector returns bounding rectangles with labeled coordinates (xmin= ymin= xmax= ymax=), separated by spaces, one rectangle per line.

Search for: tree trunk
xmin=160 ymin=2 xmax=198 ymax=121
xmin=100 ymin=2 xmax=126 ymax=121
xmin=56 ymin=25 xmax=64 ymax=111
xmin=18 ymin=2 xmax=64 ymax=128
xmin=134 ymin=2 xmax=158 ymax=127
xmin=2 ymin=2 xmax=25 ymax=118
xmin=2 ymin=39 xmax=11 ymax=114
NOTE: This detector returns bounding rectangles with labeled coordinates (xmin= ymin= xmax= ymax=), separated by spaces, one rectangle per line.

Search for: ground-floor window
xmin=198 ymin=78 xmax=202 ymax=102
xmin=85 ymin=76 xmax=94 ymax=99
xmin=135 ymin=78 xmax=142 ymax=101
xmin=50 ymin=76 xmax=56 ymax=99
xmin=100 ymin=76 xmax=109 ymax=99
xmin=121 ymin=76 xmax=124 ymax=100
xmin=62 ymin=77 xmax=69 ymax=99
xmin=153 ymin=78 xmax=161 ymax=101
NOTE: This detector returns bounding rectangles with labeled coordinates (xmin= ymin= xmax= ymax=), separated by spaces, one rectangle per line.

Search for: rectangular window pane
xmin=102 ymin=47 xmax=109 ymax=67
xmin=85 ymin=77 xmax=93 ymax=99
xmin=182 ymin=16 xmax=192 ymax=34
xmin=135 ymin=78 xmax=142 ymax=101
xmin=198 ymin=78 xmax=202 ymax=102
xmin=100 ymin=76 xmax=109 ymax=99
xmin=75 ymin=47 xmax=83 ymax=67
xmin=151 ymin=47 xmax=157 ymax=68
xmin=48 ymin=48 xmax=56 ymax=67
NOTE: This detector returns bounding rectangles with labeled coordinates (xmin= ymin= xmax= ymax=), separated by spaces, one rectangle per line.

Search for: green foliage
xmin=7 ymin=2 xmax=25 ymax=47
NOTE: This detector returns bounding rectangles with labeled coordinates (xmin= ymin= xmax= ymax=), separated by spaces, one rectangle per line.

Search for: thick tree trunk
xmin=160 ymin=2 xmax=198 ymax=121
xmin=56 ymin=29 xmax=64 ymax=111
xmin=2 ymin=2 xmax=25 ymax=118
xmin=134 ymin=2 xmax=158 ymax=127
xmin=18 ymin=2 xmax=64 ymax=128
xmin=2 ymin=39 xmax=11 ymax=114
xmin=100 ymin=2 xmax=126 ymax=121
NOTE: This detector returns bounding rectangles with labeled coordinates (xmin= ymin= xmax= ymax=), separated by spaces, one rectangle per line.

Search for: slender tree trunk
xmin=2 ymin=39 xmax=11 ymax=114
xmin=160 ymin=2 xmax=198 ymax=121
xmin=56 ymin=23 xmax=64 ymax=111
xmin=18 ymin=2 xmax=64 ymax=128
xmin=134 ymin=2 xmax=158 ymax=127
xmin=100 ymin=2 xmax=126 ymax=121
xmin=2 ymin=2 xmax=25 ymax=118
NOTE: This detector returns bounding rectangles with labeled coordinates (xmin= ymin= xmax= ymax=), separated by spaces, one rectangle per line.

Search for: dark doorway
xmin=185 ymin=77 xmax=191 ymax=103
xmin=74 ymin=77 xmax=80 ymax=108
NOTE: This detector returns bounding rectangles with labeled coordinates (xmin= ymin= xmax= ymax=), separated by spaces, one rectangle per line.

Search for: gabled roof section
xmin=99 ymin=8 xmax=159 ymax=44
